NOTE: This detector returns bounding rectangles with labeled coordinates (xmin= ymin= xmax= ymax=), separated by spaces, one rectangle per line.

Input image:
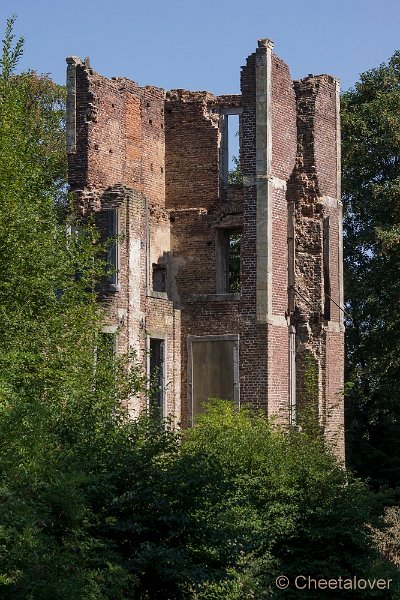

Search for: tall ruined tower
xmin=66 ymin=40 xmax=344 ymax=457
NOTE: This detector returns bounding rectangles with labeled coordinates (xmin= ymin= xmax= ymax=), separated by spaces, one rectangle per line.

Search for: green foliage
xmin=0 ymin=15 xmax=23 ymax=80
xmin=228 ymin=155 xmax=243 ymax=186
xmin=81 ymin=400 xmax=395 ymax=599
xmin=296 ymin=352 xmax=320 ymax=433
xmin=0 ymin=18 xmax=136 ymax=598
xmin=228 ymin=232 xmax=241 ymax=293
xmin=342 ymin=51 xmax=400 ymax=490
xmin=176 ymin=401 xmax=396 ymax=599
xmin=371 ymin=506 xmax=400 ymax=568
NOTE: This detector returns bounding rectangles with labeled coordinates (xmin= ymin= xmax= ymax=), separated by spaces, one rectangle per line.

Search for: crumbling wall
xmin=165 ymin=90 xmax=244 ymax=426
xmin=67 ymin=58 xmax=166 ymax=208
xmin=271 ymin=56 xmax=297 ymax=180
xmin=67 ymin=43 xmax=344 ymax=456
xmin=67 ymin=58 xmax=180 ymax=421
xmin=289 ymin=77 xmax=327 ymax=424
xmin=165 ymin=91 xmax=220 ymax=210
xmin=288 ymin=74 xmax=344 ymax=457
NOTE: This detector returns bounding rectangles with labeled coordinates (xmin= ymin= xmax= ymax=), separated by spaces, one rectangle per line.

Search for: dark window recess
xmin=106 ymin=209 xmax=119 ymax=291
xmin=149 ymin=338 xmax=165 ymax=420
xmin=228 ymin=231 xmax=241 ymax=293
xmin=216 ymin=228 xmax=242 ymax=293
xmin=152 ymin=263 xmax=166 ymax=292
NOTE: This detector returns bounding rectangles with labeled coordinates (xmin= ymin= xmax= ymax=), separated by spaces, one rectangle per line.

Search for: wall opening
xmin=106 ymin=208 xmax=119 ymax=292
xmin=216 ymin=228 xmax=242 ymax=293
xmin=148 ymin=338 xmax=165 ymax=420
xmin=220 ymin=110 xmax=242 ymax=187
xmin=228 ymin=231 xmax=241 ymax=293
xmin=188 ymin=335 xmax=239 ymax=423
xmin=152 ymin=263 xmax=166 ymax=293
xmin=228 ymin=113 xmax=240 ymax=171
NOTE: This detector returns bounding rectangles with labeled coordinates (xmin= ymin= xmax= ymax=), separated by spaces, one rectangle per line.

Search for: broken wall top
xmin=67 ymin=44 xmax=340 ymax=211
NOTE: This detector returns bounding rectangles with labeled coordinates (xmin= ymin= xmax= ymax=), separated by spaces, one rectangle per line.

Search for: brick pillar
xmin=288 ymin=74 xmax=344 ymax=459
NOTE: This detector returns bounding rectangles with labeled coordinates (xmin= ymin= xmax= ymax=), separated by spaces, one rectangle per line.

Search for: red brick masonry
xmin=67 ymin=39 xmax=344 ymax=458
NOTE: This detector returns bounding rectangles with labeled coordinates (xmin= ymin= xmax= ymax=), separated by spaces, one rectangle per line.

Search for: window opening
xmin=228 ymin=231 xmax=241 ymax=293
xmin=149 ymin=338 xmax=165 ymax=420
xmin=228 ymin=113 xmax=240 ymax=170
xmin=106 ymin=208 xmax=119 ymax=291
xmin=216 ymin=228 xmax=242 ymax=293
xmin=221 ymin=111 xmax=242 ymax=187
xmin=152 ymin=263 xmax=166 ymax=293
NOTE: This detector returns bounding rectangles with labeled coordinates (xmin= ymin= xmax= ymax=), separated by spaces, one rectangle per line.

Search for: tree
xmin=0 ymin=17 xmax=138 ymax=597
xmin=228 ymin=155 xmax=243 ymax=186
xmin=342 ymin=51 xmax=400 ymax=490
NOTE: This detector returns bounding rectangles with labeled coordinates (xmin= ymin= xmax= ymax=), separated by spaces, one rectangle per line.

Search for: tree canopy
xmin=342 ymin=51 xmax=400 ymax=490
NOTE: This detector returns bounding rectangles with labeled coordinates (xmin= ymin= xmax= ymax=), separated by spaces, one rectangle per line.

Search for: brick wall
xmin=165 ymin=91 xmax=220 ymax=210
xmin=67 ymin=42 xmax=344 ymax=458
xmin=287 ymin=74 xmax=344 ymax=458
xmin=271 ymin=56 xmax=297 ymax=180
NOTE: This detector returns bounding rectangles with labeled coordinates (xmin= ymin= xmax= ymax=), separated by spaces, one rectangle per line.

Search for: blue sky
xmin=0 ymin=0 xmax=398 ymax=95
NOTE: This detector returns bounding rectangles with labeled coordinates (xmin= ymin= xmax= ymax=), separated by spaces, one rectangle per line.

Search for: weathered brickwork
xmin=67 ymin=39 xmax=345 ymax=458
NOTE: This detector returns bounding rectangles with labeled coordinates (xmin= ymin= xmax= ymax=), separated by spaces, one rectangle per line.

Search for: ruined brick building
xmin=66 ymin=39 xmax=345 ymax=457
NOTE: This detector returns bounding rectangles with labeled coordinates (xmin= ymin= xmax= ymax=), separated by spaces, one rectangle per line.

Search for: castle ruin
xmin=66 ymin=39 xmax=344 ymax=457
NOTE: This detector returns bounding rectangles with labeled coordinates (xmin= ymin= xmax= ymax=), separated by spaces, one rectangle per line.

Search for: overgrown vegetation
xmin=228 ymin=155 xmax=243 ymax=185
xmin=0 ymin=15 xmax=138 ymax=597
xmin=342 ymin=51 xmax=400 ymax=492
xmin=342 ymin=50 xmax=400 ymax=582
xmin=228 ymin=231 xmax=241 ymax=293
xmin=0 ymin=15 xmax=399 ymax=599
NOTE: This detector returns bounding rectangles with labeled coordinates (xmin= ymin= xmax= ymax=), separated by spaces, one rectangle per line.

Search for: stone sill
xmin=103 ymin=283 xmax=120 ymax=294
xmin=147 ymin=290 xmax=169 ymax=300
xmin=187 ymin=293 xmax=240 ymax=303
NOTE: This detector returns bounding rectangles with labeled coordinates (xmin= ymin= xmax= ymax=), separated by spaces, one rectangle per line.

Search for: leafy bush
xmin=91 ymin=401 xmax=397 ymax=599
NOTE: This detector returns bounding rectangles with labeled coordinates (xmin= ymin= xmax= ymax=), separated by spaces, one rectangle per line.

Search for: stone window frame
xmin=219 ymin=107 xmax=243 ymax=189
xmin=100 ymin=185 xmax=133 ymax=295
xmin=187 ymin=334 xmax=240 ymax=427
xmin=146 ymin=331 xmax=167 ymax=420
xmin=145 ymin=197 xmax=169 ymax=301
xmin=148 ymin=257 xmax=169 ymax=300
xmin=104 ymin=206 xmax=120 ymax=293
xmin=215 ymin=224 xmax=243 ymax=295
